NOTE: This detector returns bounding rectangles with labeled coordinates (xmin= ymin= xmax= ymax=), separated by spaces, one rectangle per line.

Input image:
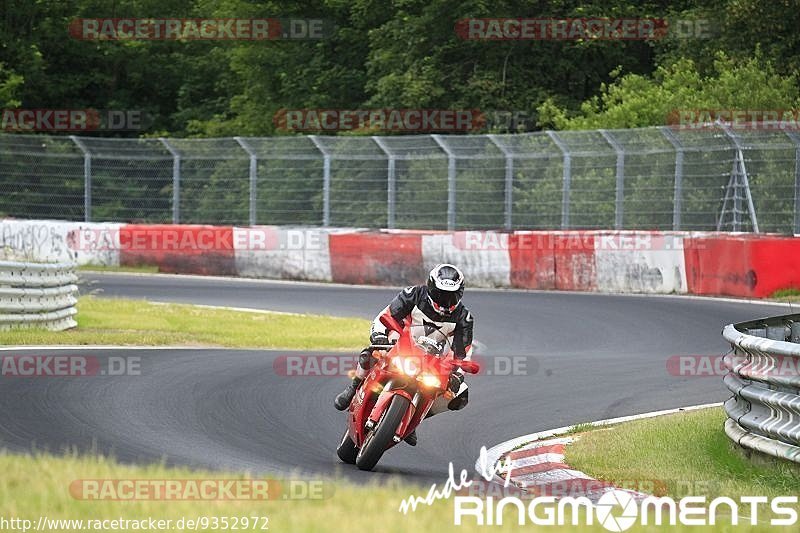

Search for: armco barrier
xmin=0 ymin=261 xmax=78 ymax=331
xmin=722 ymin=314 xmax=800 ymax=463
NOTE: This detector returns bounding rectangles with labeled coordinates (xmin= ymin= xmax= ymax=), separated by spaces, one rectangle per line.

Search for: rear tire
xmin=355 ymin=395 xmax=409 ymax=471
xmin=336 ymin=428 xmax=358 ymax=464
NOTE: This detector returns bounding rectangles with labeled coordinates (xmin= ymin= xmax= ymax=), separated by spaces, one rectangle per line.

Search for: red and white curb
xmin=496 ymin=436 xmax=648 ymax=504
xmin=476 ymin=403 xmax=721 ymax=504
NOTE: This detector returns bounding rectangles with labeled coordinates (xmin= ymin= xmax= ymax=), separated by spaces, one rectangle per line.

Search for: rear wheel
xmin=355 ymin=395 xmax=409 ymax=471
xmin=336 ymin=427 xmax=358 ymax=464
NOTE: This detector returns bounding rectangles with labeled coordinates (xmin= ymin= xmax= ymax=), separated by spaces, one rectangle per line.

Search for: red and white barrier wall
xmin=3 ymin=219 xmax=800 ymax=298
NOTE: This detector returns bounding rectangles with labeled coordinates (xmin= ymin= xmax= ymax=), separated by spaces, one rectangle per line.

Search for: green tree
xmin=538 ymin=53 xmax=800 ymax=130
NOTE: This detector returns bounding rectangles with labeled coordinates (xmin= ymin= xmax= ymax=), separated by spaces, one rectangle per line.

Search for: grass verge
xmin=0 ymin=451 xmax=472 ymax=533
xmin=78 ymin=264 xmax=161 ymax=274
xmin=2 ymin=445 xmax=789 ymax=533
xmin=770 ymin=288 xmax=800 ymax=302
xmin=566 ymin=407 xmax=800 ymax=499
xmin=0 ymin=297 xmax=368 ymax=350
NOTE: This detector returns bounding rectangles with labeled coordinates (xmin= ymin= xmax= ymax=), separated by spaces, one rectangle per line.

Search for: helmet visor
xmin=429 ymin=286 xmax=462 ymax=310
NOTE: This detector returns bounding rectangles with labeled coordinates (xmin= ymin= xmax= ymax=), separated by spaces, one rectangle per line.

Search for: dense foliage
xmin=2 ymin=0 xmax=798 ymax=135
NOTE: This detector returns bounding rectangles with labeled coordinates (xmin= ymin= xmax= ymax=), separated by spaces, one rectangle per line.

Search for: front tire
xmin=336 ymin=427 xmax=358 ymax=464
xmin=355 ymin=395 xmax=409 ymax=471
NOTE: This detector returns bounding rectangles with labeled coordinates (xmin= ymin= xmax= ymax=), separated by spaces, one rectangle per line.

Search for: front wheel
xmin=336 ymin=427 xmax=358 ymax=464
xmin=355 ymin=395 xmax=410 ymax=471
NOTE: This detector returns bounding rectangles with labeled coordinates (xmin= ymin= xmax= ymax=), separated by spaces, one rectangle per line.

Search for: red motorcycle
xmin=336 ymin=314 xmax=480 ymax=471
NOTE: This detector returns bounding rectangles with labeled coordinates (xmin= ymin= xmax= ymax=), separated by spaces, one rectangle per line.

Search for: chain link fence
xmin=2 ymin=127 xmax=799 ymax=233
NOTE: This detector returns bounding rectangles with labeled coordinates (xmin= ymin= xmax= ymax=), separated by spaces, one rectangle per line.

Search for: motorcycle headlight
xmin=392 ymin=356 xmax=419 ymax=376
xmin=418 ymin=373 xmax=441 ymax=388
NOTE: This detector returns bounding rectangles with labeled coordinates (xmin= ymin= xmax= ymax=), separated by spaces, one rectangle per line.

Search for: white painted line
xmin=81 ymin=270 xmax=398 ymax=291
xmin=0 ymin=345 xmax=338 ymax=353
xmin=0 ymin=345 xmax=203 ymax=351
xmin=147 ymin=301 xmax=309 ymax=316
xmin=512 ymin=468 xmax=588 ymax=484
xmin=508 ymin=437 xmax=575 ymax=455
xmin=507 ymin=453 xmax=566 ymax=469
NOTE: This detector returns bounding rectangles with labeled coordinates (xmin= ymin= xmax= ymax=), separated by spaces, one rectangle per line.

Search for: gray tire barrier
xmin=0 ymin=261 xmax=78 ymax=331
xmin=722 ymin=314 xmax=800 ymax=463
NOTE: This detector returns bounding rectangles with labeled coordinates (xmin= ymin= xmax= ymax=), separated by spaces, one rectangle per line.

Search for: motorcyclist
xmin=333 ymin=263 xmax=474 ymax=446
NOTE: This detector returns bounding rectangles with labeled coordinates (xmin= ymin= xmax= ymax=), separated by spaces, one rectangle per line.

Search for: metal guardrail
xmin=722 ymin=314 xmax=800 ymax=463
xmin=0 ymin=261 xmax=78 ymax=331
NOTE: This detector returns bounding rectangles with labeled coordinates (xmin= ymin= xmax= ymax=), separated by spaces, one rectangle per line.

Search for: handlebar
xmin=368 ymin=343 xmax=395 ymax=351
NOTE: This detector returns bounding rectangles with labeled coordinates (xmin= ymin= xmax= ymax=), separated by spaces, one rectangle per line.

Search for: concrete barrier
xmin=3 ymin=219 xmax=799 ymax=298
xmin=0 ymin=219 xmax=120 ymax=266
xmin=422 ymin=232 xmax=511 ymax=288
xmin=593 ymin=232 xmax=688 ymax=294
xmin=234 ymin=226 xmax=332 ymax=281
xmin=119 ymin=224 xmax=236 ymax=276
xmin=686 ymin=234 xmax=800 ymax=298
xmin=329 ymin=231 xmax=425 ymax=286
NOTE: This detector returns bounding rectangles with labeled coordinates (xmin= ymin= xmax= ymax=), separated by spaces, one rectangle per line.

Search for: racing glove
xmin=370 ymin=331 xmax=390 ymax=346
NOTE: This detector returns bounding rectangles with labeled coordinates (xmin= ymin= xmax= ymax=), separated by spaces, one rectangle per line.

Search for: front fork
xmin=367 ymin=381 xmax=432 ymax=442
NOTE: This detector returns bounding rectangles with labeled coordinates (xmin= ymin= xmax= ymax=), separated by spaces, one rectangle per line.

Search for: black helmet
xmin=426 ymin=264 xmax=465 ymax=314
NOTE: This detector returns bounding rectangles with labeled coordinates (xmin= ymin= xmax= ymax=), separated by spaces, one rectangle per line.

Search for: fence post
xmin=487 ymin=134 xmax=514 ymax=230
xmin=660 ymin=127 xmax=685 ymax=231
xmin=720 ymin=124 xmax=759 ymax=233
xmin=431 ymin=134 xmax=456 ymax=231
xmin=70 ymin=136 xmax=92 ymax=222
xmin=235 ymin=137 xmax=258 ymax=226
xmin=599 ymin=130 xmax=625 ymax=229
xmin=786 ymin=131 xmax=800 ymax=235
xmin=546 ymin=131 xmax=571 ymax=229
xmin=373 ymin=137 xmax=395 ymax=229
xmin=308 ymin=135 xmax=331 ymax=227
xmin=159 ymin=138 xmax=181 ymax=224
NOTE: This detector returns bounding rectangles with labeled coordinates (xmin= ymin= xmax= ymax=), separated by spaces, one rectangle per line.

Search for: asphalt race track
xmin=0 ymin=272 xmax=791 ymax=486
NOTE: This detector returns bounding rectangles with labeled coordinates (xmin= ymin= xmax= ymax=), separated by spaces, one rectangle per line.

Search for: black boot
xmin=334 ymin=377 xmax=362 ymax=411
